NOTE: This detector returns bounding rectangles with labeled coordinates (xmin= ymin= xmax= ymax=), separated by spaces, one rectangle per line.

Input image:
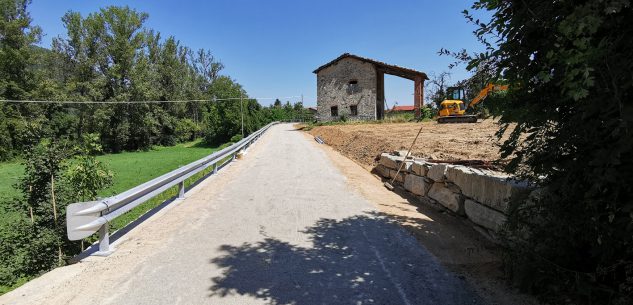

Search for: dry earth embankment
xmin=307 ymin=120 xmax=506 ymax=168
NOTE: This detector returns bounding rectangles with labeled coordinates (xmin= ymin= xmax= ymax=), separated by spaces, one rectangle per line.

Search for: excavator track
xmin=437 ymin=115 xmax=478 ymax=124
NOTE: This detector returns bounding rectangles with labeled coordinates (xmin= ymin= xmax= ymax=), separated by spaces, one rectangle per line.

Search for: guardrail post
xmin=95 ymin=223 xmax=112 ymax=256
xmin=213 ymin=163 xmax=218 ymax=174
xmin=178 ymin=180 xmax=185 ymax=200
xmin=232 ymin=153 xmax=236 ymax=161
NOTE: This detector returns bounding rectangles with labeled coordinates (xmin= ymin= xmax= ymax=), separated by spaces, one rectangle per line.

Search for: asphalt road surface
xmin=1 ymin=123 xmax=481 ymax=305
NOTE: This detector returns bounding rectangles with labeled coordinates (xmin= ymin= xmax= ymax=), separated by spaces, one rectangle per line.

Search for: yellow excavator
xmin=437 ymin=83 xmax=508 ymax=123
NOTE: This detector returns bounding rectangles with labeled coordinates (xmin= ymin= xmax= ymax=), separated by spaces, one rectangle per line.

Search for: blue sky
xmin=29 ymin=0 xmax=486 ymax=107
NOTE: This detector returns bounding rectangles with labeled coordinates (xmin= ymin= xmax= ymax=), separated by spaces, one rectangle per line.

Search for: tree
xmin=194 ymin=48 xmax=223 ymax=90
xmin=0 ymin=135 xmax=113 ymax=289
xmin=0 ymin=0 xmax=41 ymax=99
xmin=203 ymin=76 xmax=245 ymax=145
xmin=15 ymin=138 xmax=74 ymax=268
xmin=63 ymin=134 xmax=113 ymax=202
xmin=461 ymin=1 xmax=633 ymax=303
xmin=49 ymin=6 xmax=227 ymax=153
xmin=0 ymin=0 xmax=42 ymax=160
xmin=293 ymin=101 xmax=303 ymax=112
xmin=425 ymin=71 xmax=451 ymax=109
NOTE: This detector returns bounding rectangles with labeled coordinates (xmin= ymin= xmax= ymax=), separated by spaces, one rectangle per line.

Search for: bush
xmin=0 ymin=135 xmax=114 ymax=290
xmin=175 ymin=119 xmax=201 ymax=143
xmin=420 ymin=107 xmax=435 ymax=120
xmin=384 ymin=112 xmax=417 ymax=123
xmin=0 ymin=211 xmax=58 ymax=289
xmin=461 ymin=1 xmax=633 ymax=303
xmin=229 ymin=134 xmax=243 ymax=143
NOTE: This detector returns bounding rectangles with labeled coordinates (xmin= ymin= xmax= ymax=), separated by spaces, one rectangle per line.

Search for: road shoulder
xmin=300 ymin=129 xmax=540 ymax=305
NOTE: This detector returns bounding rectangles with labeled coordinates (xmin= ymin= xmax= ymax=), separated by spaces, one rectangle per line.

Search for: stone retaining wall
xmin=376 ymin=152 xmax=532 ymax=237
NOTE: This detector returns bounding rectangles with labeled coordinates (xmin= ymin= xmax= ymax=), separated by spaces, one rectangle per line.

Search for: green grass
xmin=104 ymin=144 xmax=233 ymax=234
xmin=0 ymin=161 xmax=24 ymax=201
xmin=0 ymin=140 xmax=222 ymax=200
xmin=0 ymin=277 xmax=31 ymax=295
xmin=96 ymin=140 xmax=223 ymax=196
xmin=91 ymin=140 xmax=232 ymax=233
xmin=0 ymin=139 xmax=234 ymax=294
xmin=0 ymin=139 xmax=230 ymax=231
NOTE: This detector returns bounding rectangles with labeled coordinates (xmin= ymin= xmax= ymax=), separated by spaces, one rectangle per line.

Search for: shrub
xmin=0 ymin=135 xmax=114 ymax=290
xmin=175 ymin=119 xmax=201 ymax=143
xmin=229 ymin=134 xmax=243 ymax=143
xmin=460 ymin=1 xmax=633 ymax=303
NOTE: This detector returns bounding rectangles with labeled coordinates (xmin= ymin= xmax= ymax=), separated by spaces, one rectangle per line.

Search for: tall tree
xmin=0 ymin=0 xmax=42 ymax=160
xmin=0 ymin=0 xmax=40 ymax=99
xmin=425 ymin=71 xmax=451 ymax=108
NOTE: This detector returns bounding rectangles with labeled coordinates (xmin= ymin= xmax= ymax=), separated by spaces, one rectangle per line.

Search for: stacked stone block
xmin=376 ymin=152 xmax=532 ymax=236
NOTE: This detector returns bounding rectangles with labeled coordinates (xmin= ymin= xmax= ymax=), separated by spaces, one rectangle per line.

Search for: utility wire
xmin=0 ymin=96 xmax=303 ymax=104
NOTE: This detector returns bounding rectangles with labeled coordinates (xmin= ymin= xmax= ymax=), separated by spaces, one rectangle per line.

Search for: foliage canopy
xmin=462 ymin=1 xmax=632 ymax=303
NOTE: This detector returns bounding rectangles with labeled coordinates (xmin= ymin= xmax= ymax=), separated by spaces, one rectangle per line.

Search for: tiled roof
xmin=313 ymin=53 xmax=428 ymax=80
xmin=390 ymin=105 xmax=415 ymax=112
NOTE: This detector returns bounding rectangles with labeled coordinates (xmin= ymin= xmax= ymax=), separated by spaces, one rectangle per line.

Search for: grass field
xmin=96 ymin=140 xmax=225 ymax=196
xmin=0 ymin=139 xmax=229 ymax=230
xmin=0 ymin=140 xmax=222 ymax=199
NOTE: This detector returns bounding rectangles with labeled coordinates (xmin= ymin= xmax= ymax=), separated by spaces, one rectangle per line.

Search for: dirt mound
xmin=308 ymin=120 xmax=505 ymax=168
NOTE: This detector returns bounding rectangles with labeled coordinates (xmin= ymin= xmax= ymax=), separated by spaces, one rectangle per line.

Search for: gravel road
xmin=1 ymin=123 xmax=481 ymax=305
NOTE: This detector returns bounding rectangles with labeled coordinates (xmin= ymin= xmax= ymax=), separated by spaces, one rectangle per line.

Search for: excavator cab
xmin=446 ymin=87 xmax=466 ymax=101
xmin=438 ymin=87 xmax=468 ymax=119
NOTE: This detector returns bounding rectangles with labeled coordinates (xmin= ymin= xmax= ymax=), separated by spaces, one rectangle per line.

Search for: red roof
xmin=391 ymin=105 xmax=415 ymax=112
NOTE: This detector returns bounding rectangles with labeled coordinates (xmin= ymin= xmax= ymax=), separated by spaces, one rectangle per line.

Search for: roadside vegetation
xmin=444 ymin=1 xmax=632 ymax=304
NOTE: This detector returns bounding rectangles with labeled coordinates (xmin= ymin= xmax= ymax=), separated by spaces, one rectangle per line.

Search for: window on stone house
xmin=348 ymin=80 xmax=359 ymax=94
xmin=350 ymin=105 xmax=358 ymax=116
xmin=330 ymin=106 xmax=338 ymax=117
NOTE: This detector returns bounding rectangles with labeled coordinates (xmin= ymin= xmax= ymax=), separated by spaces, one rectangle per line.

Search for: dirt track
xmin=307 ymin=119 xmax=505 ymax=168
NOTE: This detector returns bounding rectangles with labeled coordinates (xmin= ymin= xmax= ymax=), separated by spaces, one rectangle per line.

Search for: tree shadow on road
xmin=208 ymin=212 xmax=482 ymax=305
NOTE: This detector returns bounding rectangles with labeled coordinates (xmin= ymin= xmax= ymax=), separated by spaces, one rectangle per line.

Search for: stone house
xmin=313 ymin=53 xmax=428 ymax=121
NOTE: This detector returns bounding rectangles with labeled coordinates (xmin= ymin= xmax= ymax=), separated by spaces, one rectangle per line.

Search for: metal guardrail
xmin=66 ymin=122 xmax=278 ymax=256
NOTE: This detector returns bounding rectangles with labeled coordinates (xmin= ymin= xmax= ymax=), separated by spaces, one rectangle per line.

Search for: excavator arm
xmin=467 ymin=84 xmax=508 ymax=110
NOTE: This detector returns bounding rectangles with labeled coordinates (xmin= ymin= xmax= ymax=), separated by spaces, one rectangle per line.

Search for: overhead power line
xmin=0 ymin=96 xmax=303 ymax=104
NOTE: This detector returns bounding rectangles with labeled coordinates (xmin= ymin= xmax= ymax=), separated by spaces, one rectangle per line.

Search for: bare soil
xmin=307 ymin=119 xmax=506 ymax=168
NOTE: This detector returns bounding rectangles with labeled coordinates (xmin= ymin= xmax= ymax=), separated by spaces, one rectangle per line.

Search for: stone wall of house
xmin=316 ymin=57 xmax=377 ymax=121
xmin=376 ymin=152 xmax=534 ymax=239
